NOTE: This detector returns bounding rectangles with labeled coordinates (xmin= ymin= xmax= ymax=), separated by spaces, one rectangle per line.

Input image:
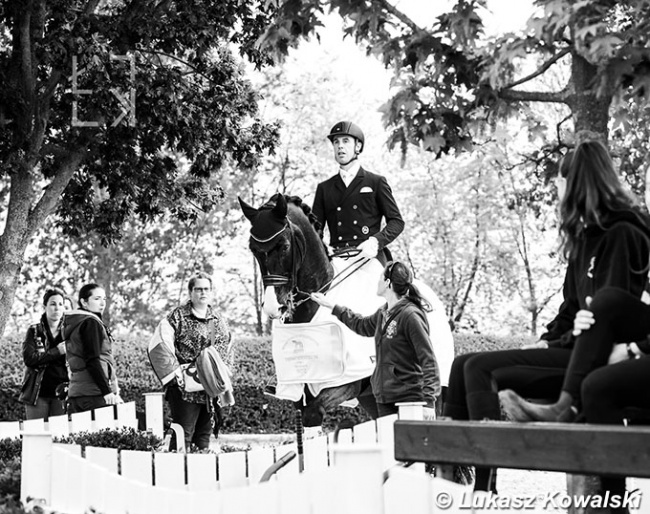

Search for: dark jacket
xmin=64 ymin=309 xmax=117 ymax=397
xmin=542 ymin=210 xmax=650 ymax=348
xmin=312 ymin=167 xmax=404 ymax=250
xmin=332 ymin=299 xmax=440 ymax=407
xmin=20 ymin=314 xmax=67 ymax=404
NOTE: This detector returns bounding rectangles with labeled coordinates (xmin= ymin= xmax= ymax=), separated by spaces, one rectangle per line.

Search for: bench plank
xmin=394 ymin=420 xmax=650 ymax=477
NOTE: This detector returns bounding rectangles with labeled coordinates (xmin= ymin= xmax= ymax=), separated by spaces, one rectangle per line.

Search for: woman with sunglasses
xmin=311 ymin=260 xmax=440 ymax=418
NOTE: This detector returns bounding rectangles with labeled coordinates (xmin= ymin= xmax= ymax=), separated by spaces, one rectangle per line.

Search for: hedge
xmin=0 ymin=331 xmax=535 ymax=433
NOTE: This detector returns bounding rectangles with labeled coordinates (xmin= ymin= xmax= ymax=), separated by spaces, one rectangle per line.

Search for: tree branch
xmin=136 ymin=48 xmax=218 ymax=85
xmin=498 ymin=88 xmax=568 ymax=104
xmin=83 ymin=0 xmax=102 ymax=16
xmin=503 ymin=47 xmax=572 ymax=90
xmin=26 ymin=148 xmax=88 ymax=238
xmin=371 ymin=0 xmax=425 ymax=34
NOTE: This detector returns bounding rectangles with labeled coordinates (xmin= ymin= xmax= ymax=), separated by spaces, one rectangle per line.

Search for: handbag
xmin=19 ymin=367 xmax=45 ymax=406
xmin=180 ymin=361 xmax=205 ymax=392
xmin=179 ymin=319 xmax=230 ymax=394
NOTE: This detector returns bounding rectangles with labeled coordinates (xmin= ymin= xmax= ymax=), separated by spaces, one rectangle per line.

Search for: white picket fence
xmin=26 ymin=396 xmax=649 ymax=514
xmin=19 ymin=398 xmax=457 ymax=514
xmin=0 ymin=401 xmax=138 ymax=440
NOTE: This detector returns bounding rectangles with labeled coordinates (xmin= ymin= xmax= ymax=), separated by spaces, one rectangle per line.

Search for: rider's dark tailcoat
xmin=312 ymin=167 xmax=404 ymax=252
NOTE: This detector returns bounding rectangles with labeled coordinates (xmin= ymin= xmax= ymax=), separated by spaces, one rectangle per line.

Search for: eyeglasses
xmin=192 ymin=287 xmax=211 ymax=293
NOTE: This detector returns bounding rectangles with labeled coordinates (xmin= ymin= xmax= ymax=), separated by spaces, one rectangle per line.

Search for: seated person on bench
xmin=442 ymin=140 xmax=650 ymax=492
xmin=503 ymin=287 xmax=650 ymax=514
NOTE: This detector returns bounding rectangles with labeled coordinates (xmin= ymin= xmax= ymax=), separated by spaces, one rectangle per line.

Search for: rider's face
xmin=332 ymin=136 xmax=359 ymax=167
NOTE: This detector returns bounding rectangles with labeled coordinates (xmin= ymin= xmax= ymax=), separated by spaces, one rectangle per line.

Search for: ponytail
xmin=384 ymin=261 xmax=431 ymax=312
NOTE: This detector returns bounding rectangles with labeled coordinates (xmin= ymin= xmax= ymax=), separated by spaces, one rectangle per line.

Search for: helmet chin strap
xmin=339 ymin=154 xmax=359 ymax=167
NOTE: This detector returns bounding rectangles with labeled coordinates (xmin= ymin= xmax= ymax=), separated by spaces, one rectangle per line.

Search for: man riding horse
xmin=238 ymin=122 xmax=455 ymax=427
xmin=313 ymin=121 xmax=404 ymax=264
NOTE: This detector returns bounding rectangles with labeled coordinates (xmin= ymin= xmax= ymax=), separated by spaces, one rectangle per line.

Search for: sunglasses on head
xmin=385 ymin=261 xmax=397 ymax=281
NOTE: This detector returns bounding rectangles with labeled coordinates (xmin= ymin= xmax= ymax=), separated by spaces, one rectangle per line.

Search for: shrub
xmin=0 ymin=495 xmax=25 ymax=514
xmin=0 ymin=459 xmax=21 ymax=504
xmin=0 ymin=439 xmax=21 ymax=462
xmin=54 ymin=427 xmax=162 ymax=451
xmin=0 ymin=331 xmax=537 ymax=432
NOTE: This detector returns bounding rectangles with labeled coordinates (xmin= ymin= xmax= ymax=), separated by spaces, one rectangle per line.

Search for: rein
xmin=254 ymin=214 xmax=371 ymax=312
xmin=292 ymin=255 xmax=371 ymax=308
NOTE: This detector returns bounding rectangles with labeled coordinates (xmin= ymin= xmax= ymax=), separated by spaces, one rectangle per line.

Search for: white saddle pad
xmin=272 ymin=321 xmax=347 ymax=383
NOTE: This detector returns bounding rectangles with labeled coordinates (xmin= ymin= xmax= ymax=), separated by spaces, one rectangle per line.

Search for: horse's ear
xmin=238 ymin=197 xmax=258 ymax=223
xmin=272 ymin=193 xmax=288 ymax=219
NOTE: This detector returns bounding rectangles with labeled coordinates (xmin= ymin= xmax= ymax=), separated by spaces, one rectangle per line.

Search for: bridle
xmin=252 ymin=220 xmax=306 ymax=296
xmin=252 ymin=219 xmax=372 ymax=312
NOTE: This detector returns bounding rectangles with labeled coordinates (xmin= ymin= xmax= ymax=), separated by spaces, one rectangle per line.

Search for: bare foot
xmin=498 ymin=389 xmax=566 ymax=422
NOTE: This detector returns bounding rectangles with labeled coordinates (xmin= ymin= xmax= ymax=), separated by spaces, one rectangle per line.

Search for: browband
xmin=250 ymin=223 xmax=289 ymax=243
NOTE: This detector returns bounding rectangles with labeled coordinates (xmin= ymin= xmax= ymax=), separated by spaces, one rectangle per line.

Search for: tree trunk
xmin=0 ymin=168 xmax=37 ymax=339
xmin=567 ymin=53 xmax=612 ymax=141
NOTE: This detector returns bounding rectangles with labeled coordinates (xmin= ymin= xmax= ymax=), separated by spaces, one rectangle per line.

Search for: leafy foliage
xmin=0 ymin=0 xmax=282 ymax=339
xmin=260 ymin=0 xmax=650 ymax=154
xmin=0 ymin=459 xmax=21 ymax=506
xmin=54 ymin=427 xmax=161 ymax=451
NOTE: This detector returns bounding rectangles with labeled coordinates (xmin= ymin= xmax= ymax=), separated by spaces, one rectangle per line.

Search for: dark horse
xmin=239 ymin=193 xmax=378 ymax=426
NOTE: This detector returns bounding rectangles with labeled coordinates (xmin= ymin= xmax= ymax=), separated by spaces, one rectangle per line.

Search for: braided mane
xmin=284 ymin=195 xmax=323 ymax=236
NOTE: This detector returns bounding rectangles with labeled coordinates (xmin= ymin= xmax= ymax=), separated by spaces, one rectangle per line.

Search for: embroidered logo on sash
xmin=386 ymin=320 xmax=398 ymax=338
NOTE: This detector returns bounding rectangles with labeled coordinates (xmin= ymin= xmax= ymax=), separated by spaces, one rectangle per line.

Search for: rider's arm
xmin=373 ymin=176 xmax=404 ymax=249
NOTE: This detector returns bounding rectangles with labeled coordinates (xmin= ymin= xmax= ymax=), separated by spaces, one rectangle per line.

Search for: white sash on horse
xmin=271 ymin=256 xmax=455 ymax=401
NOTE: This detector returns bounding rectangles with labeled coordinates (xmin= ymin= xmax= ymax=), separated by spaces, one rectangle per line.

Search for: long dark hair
xmin=43 ymin=287 xmax=67 ymax=306
xmin=384 ymin=261 xmax=431 ymax=312
xmin=560 ymin=140 xmax=642 ymax=260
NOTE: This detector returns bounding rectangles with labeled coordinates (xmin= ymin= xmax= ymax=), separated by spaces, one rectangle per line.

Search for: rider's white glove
xmin=357 ymin=237 xmax=378 ymax=259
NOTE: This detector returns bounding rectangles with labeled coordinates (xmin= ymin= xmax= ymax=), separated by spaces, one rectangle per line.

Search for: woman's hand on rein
xmin=310 ymin=292 xmax=334 ymax=309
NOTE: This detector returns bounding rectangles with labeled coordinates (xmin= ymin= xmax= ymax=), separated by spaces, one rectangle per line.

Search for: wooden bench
xmin=394 ymin=420 xmax=650 ymax=513
xmin=394 ymin=420 xmax=650 ymax=477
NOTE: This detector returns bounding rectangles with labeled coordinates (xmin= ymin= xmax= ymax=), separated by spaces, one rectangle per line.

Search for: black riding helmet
xmin=327 ymin=121 xmax=365 ymax=153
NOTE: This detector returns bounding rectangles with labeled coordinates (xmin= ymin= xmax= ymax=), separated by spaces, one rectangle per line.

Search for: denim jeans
xmin=24 ymin=396 xmax=66 ymax=420
xmin=165 ymin=385 xmax=212 ymax=450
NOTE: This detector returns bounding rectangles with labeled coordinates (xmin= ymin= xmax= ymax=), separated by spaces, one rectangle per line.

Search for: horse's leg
xmin=354 ymin=377 xmax=378 ymax=420
xmin=303 ymin=378 xmax=377 ymax=426
xmin=302 ymin=383 xmax=358 ymax=427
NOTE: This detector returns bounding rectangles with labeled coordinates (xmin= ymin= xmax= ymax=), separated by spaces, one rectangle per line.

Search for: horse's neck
xmin=292 ymin=255 xmax=332 ymax=323
xmin=288 ymin=206 xmax=333 ymax=323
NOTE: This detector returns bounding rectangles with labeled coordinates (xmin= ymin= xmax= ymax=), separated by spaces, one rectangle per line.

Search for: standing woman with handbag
xmin=20 ymin=288 xmax=69 ymax=420
xmin=64 ymin=283 xmax=123 ymax=413
xmin=148 ymin=272 xmax=232 ymax=450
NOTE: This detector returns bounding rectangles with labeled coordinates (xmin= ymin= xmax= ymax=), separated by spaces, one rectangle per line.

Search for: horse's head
xmin=239 ymin=194 xmax=307 ymax=320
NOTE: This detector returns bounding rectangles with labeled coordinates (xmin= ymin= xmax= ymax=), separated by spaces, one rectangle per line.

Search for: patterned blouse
xmin=167 ymin=301 xmax=231 ymax=404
